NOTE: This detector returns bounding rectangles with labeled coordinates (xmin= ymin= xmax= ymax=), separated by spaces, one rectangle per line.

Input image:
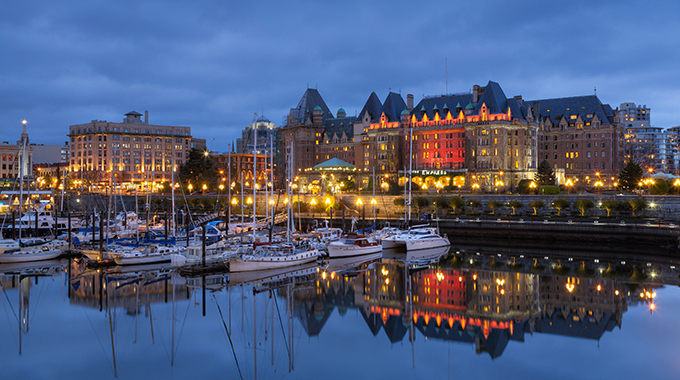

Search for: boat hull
xmin=405 ymin=237 xmax=451 ymax=251
xmin=381 ymin=239 xmax=406 ymax=249
xmin=114 ymin=253 xmax=172 ymax=265
xmin=0 ymin=250 xmax=62 ymax=263
xmin=229 ymin=250 xmax=319 ymax=272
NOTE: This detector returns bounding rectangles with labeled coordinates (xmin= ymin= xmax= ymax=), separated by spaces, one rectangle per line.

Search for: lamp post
xmin=356 ymin=197 xmax=364 ymax=230
xmin=565 ymin=179 xmax=574 ymax=195
xmin=594 ymin=181 xmax=603 ymax=195
xmin=529 ymin=181 xmax=537 ymax=195
xmin=311 ymin=198 xmax=317 ymax=218
xmin=674 ymin=179 xmax=680 ymax=195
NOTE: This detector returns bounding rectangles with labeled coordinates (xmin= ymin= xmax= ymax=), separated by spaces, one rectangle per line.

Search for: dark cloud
xmin=2 ymin=0 xmax=680 ymax=151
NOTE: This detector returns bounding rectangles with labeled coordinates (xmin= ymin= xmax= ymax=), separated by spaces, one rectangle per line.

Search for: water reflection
xmin=0 ymin=245 xmax=677 ymax=378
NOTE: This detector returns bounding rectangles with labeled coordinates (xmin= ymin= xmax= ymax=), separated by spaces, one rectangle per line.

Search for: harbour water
xmin=1 ymin=245 xmax=679 ymax=380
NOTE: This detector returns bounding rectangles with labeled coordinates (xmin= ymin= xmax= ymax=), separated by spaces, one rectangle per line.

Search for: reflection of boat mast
xmin=105 ymin=273 xmax=118 ymax=378
xmin=406 ymin=263 xmax=415 ymax=368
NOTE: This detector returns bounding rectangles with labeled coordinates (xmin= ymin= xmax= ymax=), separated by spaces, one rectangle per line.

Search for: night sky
xmin=2 ymin=0 xmax=679 ymax=152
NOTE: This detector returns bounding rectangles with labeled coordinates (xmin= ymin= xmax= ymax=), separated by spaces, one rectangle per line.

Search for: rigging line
xmin=174 ymin=293 xmax=192 ymax=354
xmin=82 ymin=307 xmax=115 ymax=374
xmin=213 ymin=295 xmax=244 ymax=380
xmin=175 ymin=174 xmax=195 ymax=226
xmin=272 ymin=293 xmax=290 ymax=357
xmin=27 ymin=276 xmax=50 ymax=331
xmin=0 ymin=286 xmax=20 ymax=352
xmin=1 ymin=284 xmax=19 ymax=323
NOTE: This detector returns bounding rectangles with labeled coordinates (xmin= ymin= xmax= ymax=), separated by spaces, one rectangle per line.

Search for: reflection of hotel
xmin=304 ymin=262 xmax=635 ymax=358
xmin=538 ymin=275 xmax=627 ymax=339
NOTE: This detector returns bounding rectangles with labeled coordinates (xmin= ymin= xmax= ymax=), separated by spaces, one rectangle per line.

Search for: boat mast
xmin=408 ymin=126 xmax=413 ymax=222
xmin=270 ymin=134 xmax=274 ymax=232
xmin=171 ymin=155 xmax=176 ymax=237
xmin=227 ymin=145 xmax=231 ymax=233
xmin=253 ymin=114 xmax=257 ymax=242
xmin=18 ymin=120 xmax=28 ymax=241
xmin=372 ymin=166 xmax=376 ymax=227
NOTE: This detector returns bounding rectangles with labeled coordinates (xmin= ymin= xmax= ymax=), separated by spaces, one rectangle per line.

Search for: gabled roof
xmin=528 ymin=95 xmax=616 ymax=125
xmin=412 ymin=94 xmax=473 ymax=120
xmin=380 ymin=92 xmax=407 ymax=122
xmin=475 ymin=81 xmax=508 ymax=115
xmin=324 ymin=115 xmax=356 ymax=139
xmin=288 ymin=88 xmax=332 ymax=125
xmin=357 ymin=92 xmax=383 ymax=122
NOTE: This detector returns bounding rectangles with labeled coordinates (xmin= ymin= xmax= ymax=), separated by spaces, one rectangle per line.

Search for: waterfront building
xmin=0 ymin=121 xmax=33 ymax=181
xmin=317 ymin=108 xmax=357 ymax=165
xmin=534 ymin=95 xmax=623 ymax=187
xmin=237 ymin=115 xmax=277 ymax=154
xmin=624 ymin=126 xmax=680 ymax=175
xmin=406 ymin=82 xmax=538 ymax=192
xmin=278 ymin=89 xmax=332 ymax=180
xmin=212 ymin=149 xmax=274 ymax=189
xmin=617 ymin=102 xmax=650 ymax=128
xmin=68 ymin=111 xmax=193 ymax=186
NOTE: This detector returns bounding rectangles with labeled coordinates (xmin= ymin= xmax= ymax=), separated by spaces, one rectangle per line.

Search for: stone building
xmin=68 ymin=111 xmax=193 ymax=185
xmin=534 ymin=95 xmax=623 ymax=187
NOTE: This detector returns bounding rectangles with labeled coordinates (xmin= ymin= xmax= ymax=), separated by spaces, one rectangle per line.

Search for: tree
xmin=487 ymin=200 xmax=504 ymax=215
xmin=468 ymin=198 xmax=482 ymax=213
xmin=535 ymin=160 xmax=556 ymax=186
xmin=628 ymin=198 xmax=648 ymax=216
xmin=573 ymin=198 xmax=595 ymax=216
xmin=413 ymin=197 xmax=430 ymax=216
xmin=528 ymin=200 xmax=545 ymax=215
xmin=650 ymin=179 xmax=669 ymax=195
xmin=507 ymin=200 xmax=524 ymax=215
xmin=179 ymin=148 xmax=219 ymax=191
xmin=337 ymin=178 xmax=355 ymax=191
xmin=551 ymin=198 xmax=571 ymax=216
xmin=393 ymin=197 xmax=405 ymax=207
xmin=449 ymin=197 xmax=465 ymax=214
xmin=618 ymin=161 xmax=643 ymax=191
xmin=600 ymin=200 xmax=622 ymax=217
xmin=432 ymin=196 xmax=449 ymax=214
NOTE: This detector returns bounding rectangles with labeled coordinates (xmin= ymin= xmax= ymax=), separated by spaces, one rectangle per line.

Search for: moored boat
xmin=227 ymin=243 xmax=320 ymax=272
xmin=327 ymin=234 xmax=382 ymax=258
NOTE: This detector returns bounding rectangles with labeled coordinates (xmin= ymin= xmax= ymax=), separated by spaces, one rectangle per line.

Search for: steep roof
xmin=474 ymin=81 xmax=508 ymax=115
xmin=288 ymin=88 xmax=332 ymax=125
xmin=380 ymin=92 xmax=407 ymax=122
xmin=412 ymin=94 xmax=472 ymax=120
xmin=357 ymin=92 xmax=383 ymax=122
xmin=528 ymin=95 xmax=616 ymax=125
xmin=324 ymin=115 xmax=356 ymax=139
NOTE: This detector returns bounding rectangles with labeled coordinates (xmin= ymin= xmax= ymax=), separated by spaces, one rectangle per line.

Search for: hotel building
xmin=68 ymin=111 xmax=193 ymax=185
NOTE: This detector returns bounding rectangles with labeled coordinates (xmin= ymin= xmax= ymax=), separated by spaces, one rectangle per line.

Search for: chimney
xmin=407 ymin=94 xmax=414 ymax=111
xmin=472 ymin=85 xmax=480 ymax=103
xmin=145 ymin=110 xmax=149 ymax=125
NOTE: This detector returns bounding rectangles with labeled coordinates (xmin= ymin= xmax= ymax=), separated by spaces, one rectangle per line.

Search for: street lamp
xmin=594 ymin=181 xmax=603 ymax=195
xmin=674 ymin=179 xmax=680 ymax=195
xmin=565 ymin=179 xmax=574 ymax=195
xmin=188 ymin=183 xmax=193 ymax=193
xmin=325 ymin=197 xmax=333 ymax=225
xmin=310 ymin=198 xmax=317 ymax=218
xmin=529 ymin=181 xmax=537 ymax=194
xmin=472 ymin=183 xmax=480 ymax=193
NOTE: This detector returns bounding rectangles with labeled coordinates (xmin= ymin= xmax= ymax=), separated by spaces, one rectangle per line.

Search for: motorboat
xmin=112 ymin=244 xmax=185 ymax=265
xmin=227 ymin=243 xmax=319 ymax=272
xmin=327 ymin=234 xmax=382 ymax=258
xmin=381 ymin=225 xmax=450 ymax=251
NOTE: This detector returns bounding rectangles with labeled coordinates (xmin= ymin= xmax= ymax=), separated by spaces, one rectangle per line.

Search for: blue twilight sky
xmin=2 ymin=0 xmax=680 ymax=152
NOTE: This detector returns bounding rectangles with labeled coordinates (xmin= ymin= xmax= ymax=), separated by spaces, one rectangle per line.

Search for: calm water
xmin=1 ymin=246 xmax=679 ymax=380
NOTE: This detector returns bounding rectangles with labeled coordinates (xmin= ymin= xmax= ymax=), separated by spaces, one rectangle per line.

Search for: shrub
xmin=539 ymin=185 xmax=560 ymax=195
xmin=573 ymin=198 xmax=595 ymax=216
xmin=528 ymin=200 xmax=545 ymax=215
xmin=487 ymin=200 xmax=505 ymax=215
xmin=449 ymin=197 xmax=465 ymax=213
xmin=600 ymin=199 xmax=622 ymax=217
xmin=551 ymin=198 xmax=571 ymax=216
xmin=507 ymin=200 xmax=524 ymax=215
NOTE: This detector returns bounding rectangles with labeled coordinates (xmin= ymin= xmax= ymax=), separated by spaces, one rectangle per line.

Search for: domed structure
xmin=465 ymin=103 xmax=475 ymax=110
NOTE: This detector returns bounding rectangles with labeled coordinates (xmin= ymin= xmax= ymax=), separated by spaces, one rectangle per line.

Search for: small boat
xmin=113 ymin=244 xmax=184 ymax=265
xmin=381 ymin=225 xmax=450 ymax=250
xmin=0 ymin=245 xmax=63 ymax=263
xmin=327 ymin=234 xmax=382 ymax=258
xmin=0 ymin=237 xmax=20 ymax=253
xmin=324 ymin=251 xmax=382 ymax=275
xmin=227 ymin=243 xmax=320 ymax=272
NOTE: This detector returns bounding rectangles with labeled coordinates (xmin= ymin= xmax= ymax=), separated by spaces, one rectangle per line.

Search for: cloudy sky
xmin=2 ymin=0 xmax=679 ymax=152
